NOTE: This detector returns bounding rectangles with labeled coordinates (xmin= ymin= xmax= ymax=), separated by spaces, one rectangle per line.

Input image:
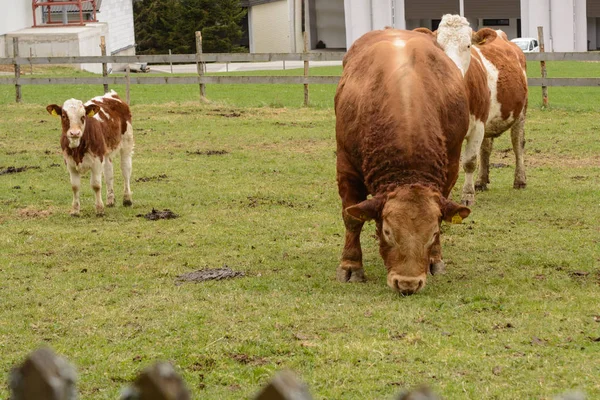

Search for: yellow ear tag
xmin=87 ymin=110 xmax=96 ymax=117
xmin=452 ymin=214 xmax=463 ymax=224
xmin=51 ymin=109 xmax=59 ymax=116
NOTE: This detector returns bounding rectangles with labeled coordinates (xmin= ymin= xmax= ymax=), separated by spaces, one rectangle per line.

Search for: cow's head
xmin=46 ymin=99 xmax=100 ymax=149
xmin=345 ymin=185 xmax=470 ymax=295
xmin=414 ymin=15 xmax=497 ymax=77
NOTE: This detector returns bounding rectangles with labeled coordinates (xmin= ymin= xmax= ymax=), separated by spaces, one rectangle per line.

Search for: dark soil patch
xmin=135 ymin=174 xmax=168 ymax=183
xmin=186 ymin=150 xmax=229 ymax=156
xmin=246 ymin=196 xmax=305 ymax=209
xmin=490 ymin=163 xmax=509 ymax=168
xmin=49 ymin=163 xmax=62 ymax=168
xmin=175 ymin=266 xmax=244 ymax=285
xmin=167 ymin=110 xmax=192 ymax=115
xmin=0 ymin=166 xmax=40 ymax=176
xmin=138 ymin=208 xmax=178 ymax=220
xmin=274 ymin=121 xmax=315 ymax=128
xmin=229 ymin=353 xmax=267 ymax=366
xmin=208 ymin=110 xmax=242 ymax=118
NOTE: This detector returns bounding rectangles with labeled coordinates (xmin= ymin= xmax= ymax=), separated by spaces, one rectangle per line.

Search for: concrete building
xmin=0 ymin=0 xmax=135 ymax=73
xmin=244 ymin=0 xmax=599 ymax=52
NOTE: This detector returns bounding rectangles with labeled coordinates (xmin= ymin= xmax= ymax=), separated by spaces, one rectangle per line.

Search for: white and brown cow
xmin=416 ymin=15 xmax=528 ymax=205
xmin=335 ymin=28 xmax=471 ymax=295
xmin=46 ymin=90 xmax=134 ymax=216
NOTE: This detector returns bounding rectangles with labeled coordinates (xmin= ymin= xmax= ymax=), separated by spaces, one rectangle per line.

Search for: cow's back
xmin=86 ymin=92 xmax=132 ymax=155
xmin=335 ymin=29 xmax=469 ymax=197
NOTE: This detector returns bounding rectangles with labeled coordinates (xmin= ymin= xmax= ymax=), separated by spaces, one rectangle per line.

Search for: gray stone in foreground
xmin=254 ymin=370 xmax=312 ymax=400
xmin=120 ymin=362 xmax=190 ymax=400
xmin=9 ymin=347 xmax=77 ymax=400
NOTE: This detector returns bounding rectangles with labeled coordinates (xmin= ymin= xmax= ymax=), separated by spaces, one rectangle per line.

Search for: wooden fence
xmin=1 ymin=35 xmax=599 ymax=105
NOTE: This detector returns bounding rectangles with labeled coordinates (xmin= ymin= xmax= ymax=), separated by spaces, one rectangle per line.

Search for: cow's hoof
xmin=123 ymin=199 xmax=133 ymax=207
xmin=70 ymin=211 xmax=80 ymax=217
xmin=513 ymin=182 xmax=527 ymax=189
xmin=336 ymin=266 xmax=366 ymax=283
xmin=430 ymin=260 xmax=446 ymax=275
xmin=461 ymin=195 xmax=475 ymax=206
xmin=474 ymin=183 xmax=488 ymax=192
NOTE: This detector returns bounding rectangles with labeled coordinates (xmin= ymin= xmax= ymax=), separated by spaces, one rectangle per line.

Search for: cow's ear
xmin=440 ymin=198 xmax=471 ymax=224
xmin=472 ymin=28 xmax=497 ymax=46
xmin=85 ymin=104 xmax=100 ymax=117
xmin=414 ymin=27 xmax=436 ymax=37
xmin=46 ymin=104 xmax=62 ymax=117
xmin=345 ymin=195 xmax=386 ymax=222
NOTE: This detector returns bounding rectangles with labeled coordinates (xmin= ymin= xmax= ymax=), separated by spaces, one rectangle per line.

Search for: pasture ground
xmin=0 ymin=63 xmax=599 ymax=399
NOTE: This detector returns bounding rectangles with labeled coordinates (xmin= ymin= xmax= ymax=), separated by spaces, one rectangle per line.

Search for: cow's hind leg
xmin=120 ymin=121 xmax=134 ymax=206
xmin=511 ymin=114 xmax=527 ymax=189
xmin=103 ymin=157 xmax=115 ymax=207
xmin=475 ymin=137 xmax=493 ymax=191
xmin=336 ymin=174 xmax=368 ymax=283
xmin=68 ymin=166 xmax=81 ymax=216
xmin=90 ymin=160 xmax=105 ymax=215
xmin=461 ymin=120 xmax=484 ymax=206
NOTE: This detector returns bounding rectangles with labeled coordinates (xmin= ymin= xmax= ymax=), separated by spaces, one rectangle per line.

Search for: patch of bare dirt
xmin=135 ymin=174 xmax=168 ymax=183
xmin=186 ymin=150 xmax=228 ymax=156
xmin=525 ymin=154 xmax=600 ymax=168
xmin=208 ymin=109 xmax=242 ymax=118
xmin=175 ymin=266 xmax=244 ymax=285
xmin=137 ymin=208 xmax=178 ymax=220
xmin=0 ymin=166 xmax=40 ymax=175
xmin=17 ymin=206 xmax=53 ymax=218
xmin=229 ymin=353 xmax=268 ymax=366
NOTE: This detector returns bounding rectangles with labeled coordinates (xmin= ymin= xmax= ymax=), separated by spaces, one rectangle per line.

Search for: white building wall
xmin=315 ymin=0 xmax=346 ymax=49
xmin=96 ymin=0 xmax=135 ymax=55
xmin=250 ymin=1 xmax=290 ymax=52
xmin=521 ymin=0 xmax=587 ymax=51
xmin=0 ymin=0 xmax=35 ymax=57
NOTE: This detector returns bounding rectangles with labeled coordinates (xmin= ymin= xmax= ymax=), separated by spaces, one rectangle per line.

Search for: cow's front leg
xmin=461 ymin=120 xmax=484 ymax=206
xmin=90 ymin=160 xmax=104 ymax=216
xmin=511 ymin=114 xmax=527 ymax=189
xmin=475 ymin=137 xmax=493 ymax=191
xmin=68 ymin=166 xmax=81 ymax=217
xmin=103 ymin=157 xmax=115 ymax=207
xmin=336 ymin=173 xmax=368 ymax=283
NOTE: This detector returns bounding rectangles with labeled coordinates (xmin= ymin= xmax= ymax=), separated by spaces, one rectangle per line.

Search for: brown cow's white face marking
xmin=436 ymin=14 xmax=473 ymax=76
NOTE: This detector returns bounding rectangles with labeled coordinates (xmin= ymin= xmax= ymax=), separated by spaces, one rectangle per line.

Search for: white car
xmin=511 ymin=37 xmax=540 ymax=53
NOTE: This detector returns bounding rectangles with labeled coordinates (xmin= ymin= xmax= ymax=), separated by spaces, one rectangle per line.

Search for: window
xmin=482 ymin=19 xmax=510 ymax=26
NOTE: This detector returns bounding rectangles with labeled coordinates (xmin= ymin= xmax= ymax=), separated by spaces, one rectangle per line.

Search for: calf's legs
xmin=103 ymin=157 xmax=115 ymax=207
xmin=68 ymin=166 xmax=81 ymax=217
xmin=511 ymin=114 xmax=527 ymax=189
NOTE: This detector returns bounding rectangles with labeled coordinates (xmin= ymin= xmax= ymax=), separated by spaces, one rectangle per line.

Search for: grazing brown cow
xmin=335 ymin=28 xmax=471 ymax=295
xmin=416 ymin=15 xmax=528 ymax=205
xmin=46 ymin=90 xmax=134 ymax=216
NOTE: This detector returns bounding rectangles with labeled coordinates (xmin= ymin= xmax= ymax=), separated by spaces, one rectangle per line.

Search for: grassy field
xmin=0 ymin=62 xmax=599 ymax=399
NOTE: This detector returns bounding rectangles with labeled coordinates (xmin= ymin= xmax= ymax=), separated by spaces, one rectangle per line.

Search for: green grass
xmin=0 ymin=63 xmax=599 ymax=399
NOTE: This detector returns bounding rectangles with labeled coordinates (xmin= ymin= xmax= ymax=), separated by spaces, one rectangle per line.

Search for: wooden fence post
xmin=126 ymin=64 xmax=131 ymax=105
xmin=100 ymin=36 xmax=109 ymax=94
xmin=120 ymin=362 xmax=190 ymax=400
xmin=195 ymin=31 xmax=207 ymax=102
xmin=169 ymin=49 xmax=173 ymax=74
xmin=303 ymin=31 xmax=309 ymax=107
xmin=537 ymin=26 xmax=548 ymax=107
xmin=13 ymin=37 xmax=21 ymax=103
xmin=9 ymin=347 xmax=77 ymax=400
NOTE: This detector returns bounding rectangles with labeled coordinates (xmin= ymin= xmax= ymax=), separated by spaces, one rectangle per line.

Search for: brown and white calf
xmin=416 ymin=15 xmax=528 ymax=205
xmin=46 ymin=90 xmax=134 ymax=216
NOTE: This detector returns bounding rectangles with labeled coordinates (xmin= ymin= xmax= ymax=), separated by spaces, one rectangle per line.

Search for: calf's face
xmin=46 ymin=99 xmax=100 ymax=148
xmin=346 ymin=186 xmax=470 ymax=295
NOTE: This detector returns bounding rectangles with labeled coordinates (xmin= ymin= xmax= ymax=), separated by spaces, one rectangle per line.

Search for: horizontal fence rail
xmin=1 ymin=46 xmax=598 ymax=104
xmin=2 ymin=76 xmax=598 ymax=87
xmin=0 ymin=51 xmax=598 ymax=66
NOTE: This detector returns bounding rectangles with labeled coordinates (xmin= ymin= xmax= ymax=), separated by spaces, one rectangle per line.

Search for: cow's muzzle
xmin=387 ymin=273 xmax=426 ymax=295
